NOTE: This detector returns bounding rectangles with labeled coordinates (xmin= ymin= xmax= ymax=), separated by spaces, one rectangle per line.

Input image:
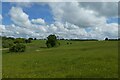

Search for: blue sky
xmin=2 ymin=2 xmax=12 ymax=25
xmin=0 ymin=2 xmax=119 ymax=39
xmin=107 ymin=17 xmax=119 ymax=24
xmin=2 ymin=2 xmax=54 ymax=25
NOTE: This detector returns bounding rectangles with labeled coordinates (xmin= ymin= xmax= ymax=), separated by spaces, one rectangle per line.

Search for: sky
xmin=0 ymin=2 xmax=119 ymax=40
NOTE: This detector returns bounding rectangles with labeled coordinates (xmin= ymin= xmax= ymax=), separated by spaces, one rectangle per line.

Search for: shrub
xmin=2 ymin=39 xmax=14 ymax=48
xmin=14 ymin=38 xmax=25 ymax=44
xmin=25 ymin=39 xmax=31 ymax=43
xmin=58 ymin=42 xmax=60 ymax=45
xmin=9 ymin=43 xmax=26 ymax=52
xmin=67 ymin=42 xmax=69 ymax=45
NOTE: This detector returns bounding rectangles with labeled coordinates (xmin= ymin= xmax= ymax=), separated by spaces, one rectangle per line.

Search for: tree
xmin=105 ymin=37 xmax=109 ymax=41
xmin=34 ymin=38 xmax=37 ymax=40
xmin=9 ymin=43 xmax=26 ymax=52
xmin=29 ymin=38 xmax=33 ymax=40
xmin=46 ymin=34 xmax=59 ymax=48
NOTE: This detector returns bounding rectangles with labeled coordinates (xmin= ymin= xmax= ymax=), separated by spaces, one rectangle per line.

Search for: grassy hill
xmin=2 ymin=40 xmax=118 ymax=78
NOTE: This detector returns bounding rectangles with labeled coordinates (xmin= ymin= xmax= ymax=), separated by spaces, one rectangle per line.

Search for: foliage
xmin=2 ymin=36 xmax=15 ymax=40
xmin=67 ymin=42 xmax=69 ymax=45
xmin=34 ymin=38 xmax=37 ymax=40
xmin=25 ymin=39 xmax=31 ymax=43
xmin=9 ymin=43 xmax=26 ymax=52
xmin=28 ymin=38 xmax=33 ymax=40
xmin=46 ymin=43 xmax=52 ymax=48
xmin=105 ymin=37 xmax=109 ymax=41
xmin=14 ymin=38 xmax=26 ymax=44
xmin=46 ymin=34 xmax=59 ymax=48
xmin=2 ymin=39 xmax=14 ymax=48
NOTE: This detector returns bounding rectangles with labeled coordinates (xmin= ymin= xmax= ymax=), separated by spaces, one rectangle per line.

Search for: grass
xmin=0 ymin=38 xmax=2 ymax=79
xmin=2 ymin=40 xmax=118 ymax=78
xmin=0 ymin=37 xmax=1 ymax=48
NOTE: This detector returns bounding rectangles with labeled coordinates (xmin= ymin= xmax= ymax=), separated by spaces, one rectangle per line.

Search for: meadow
xmin=2 ymin=40 xmax=118 ymax=78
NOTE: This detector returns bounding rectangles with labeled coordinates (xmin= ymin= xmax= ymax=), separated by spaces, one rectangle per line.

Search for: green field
xmin=2 ymin=40 xmax=118 ymax=78
xmin=0 ymin=38 xmax=2 ymax=79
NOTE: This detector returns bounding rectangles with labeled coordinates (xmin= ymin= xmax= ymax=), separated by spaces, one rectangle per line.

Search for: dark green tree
xmin=29 ymin=38 xmax=33 ymax=40
xmin=105 ymin=37 xmax=109 ymax=41
xmin=34 ymin=38 xmax=37 ymax=40
xmin=46 ymin=34 xmax=59 ymax=48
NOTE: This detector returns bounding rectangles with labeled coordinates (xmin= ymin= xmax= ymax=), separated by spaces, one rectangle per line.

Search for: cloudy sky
xmin=0 ymin=2 xmax=119 ymax=39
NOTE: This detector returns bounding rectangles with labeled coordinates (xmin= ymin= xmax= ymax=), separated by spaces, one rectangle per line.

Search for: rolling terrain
xmin=2 ymin=40 xmax=118 ymax=78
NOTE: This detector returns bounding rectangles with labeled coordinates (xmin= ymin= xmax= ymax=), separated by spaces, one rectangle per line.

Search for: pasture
xmin=2 ymin=40 xmax=118 ymax=78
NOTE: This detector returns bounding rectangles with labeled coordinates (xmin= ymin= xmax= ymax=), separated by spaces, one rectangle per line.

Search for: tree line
xmin=1 ymin=35 xmax=59 ymax=53
xmin=1 ymin=37 xmax=37 ymax=52
xmin=1 ymin=35 xmax=119 ymax=53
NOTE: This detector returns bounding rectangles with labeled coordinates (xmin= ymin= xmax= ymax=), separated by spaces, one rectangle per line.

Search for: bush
xmin=25 ymin=39 xmax=31 ymax=43
xmin=58 ymin=42 xmax=60 ymax=45
xmin=14 ymin=38 xmax=25 ymax=44
xmin=67 ymin=42 xmax=69 ymax=45
xmin=9 ymin=43 xmax=26 ymax=52
xmin=2 ymin=39 xmax=14 ymax=48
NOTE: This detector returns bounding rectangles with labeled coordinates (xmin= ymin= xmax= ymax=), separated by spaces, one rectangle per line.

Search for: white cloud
xmin=11 ymin=2 xmax=33 ymax=8
xmin=87 ymin=23 xmax=118 ymax=39
xmin=47 ymin=2 xmax=118 ymax=39
xmin=1 ymin=21 xmax=118 ymax=40
xmin=0 ymin=25 xmax=6 ymax=33
xmin=3 ymin=6 xmax=48 ymax=38
xmin=1 ymin=3 xmax=118 ymax=40
xmin=31 ymin=18 xmax=45 ymax=24
xmin=79 ymin=2 xmax=118 ymax=18
xmin=48 ymin=2 xmax=107 ymax=28
xmin=0 ymin=14 xmax=2 ymax=21
xmin=9 ymin=6 xmax=31 ymax=28
xmin=48 ymin=21 xmax=88 ymax=39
